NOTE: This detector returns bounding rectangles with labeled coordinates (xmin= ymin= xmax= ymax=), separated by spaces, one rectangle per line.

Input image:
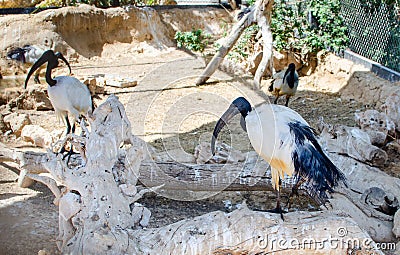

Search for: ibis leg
xmin=267 ymin=178 xmax=286 ymax=220
xmin=65 ymin=116 xmax=71 ymax=135
xmin=34 ymin=72 xmax=40 ymax=84
xmin=267 ymin=190 xmax=285 ymax=220
xmin=59 ymin=115 xmax=76 ymax=163
xmin=287 ymin=179 xmax=304 ymax=209
xmin=285 ymin=95 xmax=290 ymax=107
xmin=273 ymin=95 xmax=279 ymax=104
xmin=59 ymin=116 xmax=71 ymax=154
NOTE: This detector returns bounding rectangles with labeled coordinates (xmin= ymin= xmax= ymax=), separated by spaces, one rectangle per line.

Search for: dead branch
xmin=196 ymin=0 xmax=274 ymax=88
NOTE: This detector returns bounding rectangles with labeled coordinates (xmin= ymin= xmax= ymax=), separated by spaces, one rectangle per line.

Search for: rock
xmin=119 ymin=183 xmax=137 ymax=197
xmin=381 ymin=90 xmax=400 ymax=132
xmin=13 ymin=85 xmax=53 ymax=111
xmin=248 ymin=51 xmax=263 ymax=75
xmin=3 ymin=112 xmax=31 ymax=136
xmin=29 ymin=85 xmax=53 ymax=110
xmin=105 ymin=75 xmax=137 ymax=88
xmin=319 ymin=124 xmax=388 ymax=167
xmin=21 ymin=125 xmax=52 ymax=148
xmin=385 ymin=141 xmax=400 ymax=155
xmin=393 ymin=210 xmax=400 ymax=238
xmin=160 ymin=0 xmax=177 ymax=4
xmin=355 ymin=109 xmax=395 ymax=136
xmin=154 ymin=148 xmax=196 ymax=163
xmin=194 ymin=141 xmax=245 ymax=164
xmin=340 ymin=72 xmax=400 ymax=106
xmin=361 ymin=187 xmax=398 ymax=216
xmin=82 ymin=75 xmax=105 ymax=95
xmin=299 ymin=56 xmax=317 ymax=76
xmin=0 ymin=87 xmax=21 ymax=106
xmin=17 ymin=169 xmax=35 ymax=188
xmin=130 ymin=203 xmax=151 ymax=228
xmin=0 ymin=104 xmax=12 ymax=116
xmin=0 ymin=114 xmax=10 ymax=133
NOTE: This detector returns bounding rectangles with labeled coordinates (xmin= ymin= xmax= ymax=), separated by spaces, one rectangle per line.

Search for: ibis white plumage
xmin=268 ymin=63 xmax=299 ymax=107
xmin=24 ymin=50 xmax=92 ymax=136
xmin=211 ymin=97 xmax=347 ymax=219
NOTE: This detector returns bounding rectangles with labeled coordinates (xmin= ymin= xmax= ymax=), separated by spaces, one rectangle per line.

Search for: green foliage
xmin=359 ymin=0 xmax=398 ymax=12
xmin=271 ymin=0 xmax=349 ymax=54
xmin=36 ymin=0 xmax=64 ymax=7
xmin=245 ymin=0 xmax=256 ymax=6
xmin=70 ymin=0 xmax=157 ymax=7
xmin=175 ymin=29 xmax=210 ymax=53
xmin=227 ymin=24 xmax=258 ymax=62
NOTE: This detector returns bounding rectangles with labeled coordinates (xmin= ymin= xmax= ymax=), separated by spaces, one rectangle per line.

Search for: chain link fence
xmin=340 ymin=0 xmax=400 ymax=73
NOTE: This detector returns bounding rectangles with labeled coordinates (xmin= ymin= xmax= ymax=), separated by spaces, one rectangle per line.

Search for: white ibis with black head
xmin=25 ymin=50 xmax=92 ymax=136
xmin=7 ymin=45 xmax=64 ymax=84
xmin=268 ymin=63 xmax=299 ymax=107
xmin=211 ymin=97 xmax=347 ymax=219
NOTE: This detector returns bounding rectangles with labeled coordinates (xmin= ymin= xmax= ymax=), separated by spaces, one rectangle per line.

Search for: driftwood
xmin=1 ymin=96 xmax=399 ymax=251
xmin=318 ymin=121 xmax=388 ymax=167
xmin=1 ymin=130 xmax=400 ymax=244
xmin=195 ymin=0 xmax=274 ymax=89
xmin=130 ymin=206 xmax=384 ymax=255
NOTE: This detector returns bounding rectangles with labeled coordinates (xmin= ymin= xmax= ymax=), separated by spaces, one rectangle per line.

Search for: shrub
xmin=175 ymin=29 xmax=210 ymax=53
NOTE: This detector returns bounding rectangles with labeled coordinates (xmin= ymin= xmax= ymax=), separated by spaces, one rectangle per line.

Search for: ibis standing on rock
xmin=25 ymin=50 xmax=92 ymax=136
xmin=268 ymin=63 xmax=299 ymax=107
xmin=211 ymin=97 xmax=347 ymax=219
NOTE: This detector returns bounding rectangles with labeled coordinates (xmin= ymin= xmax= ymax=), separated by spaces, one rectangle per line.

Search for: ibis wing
xmin=289 ymin=121 xmax=347 ymax=204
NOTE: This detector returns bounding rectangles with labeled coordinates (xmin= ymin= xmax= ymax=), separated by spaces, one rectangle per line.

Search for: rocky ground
xmin=0 ymin=5 xmax=400 ymax=255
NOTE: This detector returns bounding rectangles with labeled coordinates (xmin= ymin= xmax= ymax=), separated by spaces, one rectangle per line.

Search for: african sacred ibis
xmin=7 ymin=45 xmax=70 ymax=84
xmin=25 ymin=50 xmax=92 ymax=136
xmin=268 ymin=63 xmax=299 ymax=107
xmin=211 ymin=97 xmax=347 ymax=219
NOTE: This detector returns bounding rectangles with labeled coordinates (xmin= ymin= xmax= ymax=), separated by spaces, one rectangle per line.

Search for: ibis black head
xmin=24 ymin=50 xmax=71 ymax=89
xmin=211 ymin=97 xmax=252 ymax=155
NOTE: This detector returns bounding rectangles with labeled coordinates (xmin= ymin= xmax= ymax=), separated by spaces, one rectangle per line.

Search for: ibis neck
xmin=45 ymin=65 xmax=56 ymax=86
xmin=240 ymin=115 xmax=247 ymax=132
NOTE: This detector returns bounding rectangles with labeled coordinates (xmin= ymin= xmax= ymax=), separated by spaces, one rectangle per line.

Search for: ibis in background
xmin=211 ymin=97 xmax=347 ymax=219
xmin=268 ymin=63 xmax=299 ymax=107
xmin=7 ymin=44 xmax=69 ymax=84
xmin=25 ymin=50 xmax=92 ymax=136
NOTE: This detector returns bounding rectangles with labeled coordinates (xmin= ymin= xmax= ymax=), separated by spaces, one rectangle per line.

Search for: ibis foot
xmin=58 ymin=146 xmax=78 ymax=165
xmin=267 ymin=206 xmax=287 ymax=221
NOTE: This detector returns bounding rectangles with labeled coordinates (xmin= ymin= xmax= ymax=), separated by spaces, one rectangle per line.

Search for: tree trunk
xmin=196 ymin=0 xmax=274 ymax=88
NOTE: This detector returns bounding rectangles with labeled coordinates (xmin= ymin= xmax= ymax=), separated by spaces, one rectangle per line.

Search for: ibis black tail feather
xmin=289 ymin=121 xmax=347 ymax=205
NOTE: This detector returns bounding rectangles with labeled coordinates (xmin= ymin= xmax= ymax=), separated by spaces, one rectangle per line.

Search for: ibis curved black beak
xmin=211 ymin=104 xmax=241 ymax=155
xmin=55 ymin=52 xmax=71 ymax=75
xmin=24 ymin=50 xmax=54 ymax=89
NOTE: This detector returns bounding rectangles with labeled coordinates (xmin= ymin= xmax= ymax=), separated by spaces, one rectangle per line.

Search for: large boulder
xmin=15 ymin=85 xmax=53 ymax=111
xmin=3 ymin=112 xmax=31 ymax=136
xmin=21 ymin=125 xmax=53 ymax=148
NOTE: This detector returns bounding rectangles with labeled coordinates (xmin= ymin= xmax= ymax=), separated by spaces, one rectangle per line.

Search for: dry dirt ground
xmin=0 ymin=47 xmax=375 ymax=254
